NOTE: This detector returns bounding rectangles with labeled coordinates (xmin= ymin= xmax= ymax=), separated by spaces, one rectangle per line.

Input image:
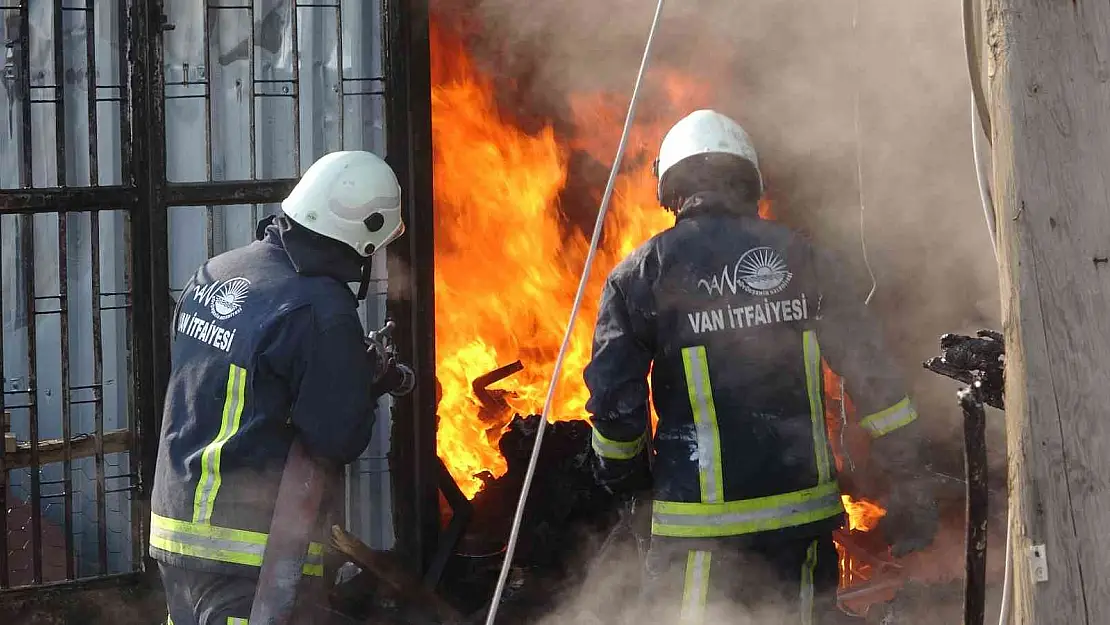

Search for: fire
xmin=842 ymin=495 xmax=886 ymax=532
xmin=431 ymin=19 xmax=697 ymax=497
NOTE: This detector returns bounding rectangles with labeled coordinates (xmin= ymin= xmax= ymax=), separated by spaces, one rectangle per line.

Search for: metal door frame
xmin=0 ymin=0 xmax=437 ymax=596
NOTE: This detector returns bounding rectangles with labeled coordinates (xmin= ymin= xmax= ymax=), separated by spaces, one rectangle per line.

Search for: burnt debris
xmin=440 ymin=413 xmax=621 ymax=619
xmin=923 ymin=330 xmax=1005 ymax=625
xmin=332 ymin=412 xmax=620 ymax=623
xmin=922 ymin=330 xmax=1005 ymax=410
xmin=467 ymin=413 xmax=618 ymax=566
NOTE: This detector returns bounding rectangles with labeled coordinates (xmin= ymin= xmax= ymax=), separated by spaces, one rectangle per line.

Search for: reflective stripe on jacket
xmin=584 ymin=193 xmax=918 ymax=540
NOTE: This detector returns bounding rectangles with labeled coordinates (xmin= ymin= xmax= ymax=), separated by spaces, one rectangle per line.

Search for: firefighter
xmin=150 ymin=150 xmax=407 ymax=625
xmin=584 ymin=110 xmax=939 ymax=623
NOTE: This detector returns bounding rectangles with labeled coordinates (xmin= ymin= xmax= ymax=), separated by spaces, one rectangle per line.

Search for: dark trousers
xmin=159 ymin=563 xmax=357 ymax=625
xmin=640 ymin=533 xmax=847 ymax=624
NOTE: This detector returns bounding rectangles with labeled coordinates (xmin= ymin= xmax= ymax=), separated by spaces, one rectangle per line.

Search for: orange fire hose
xmin=248 ymin=438 xmax=333 ymax=625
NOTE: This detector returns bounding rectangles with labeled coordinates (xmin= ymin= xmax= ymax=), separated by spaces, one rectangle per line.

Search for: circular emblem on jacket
xmin=210 ymin=277 xmax=251 ymax=320
xmin=736 ymin=247 xmax=793 ymax=296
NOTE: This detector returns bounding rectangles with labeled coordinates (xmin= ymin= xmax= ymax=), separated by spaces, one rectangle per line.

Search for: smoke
xmin=434 ymin=0 xmax=1001 ymax=446
xmin=527 ymin=527 xmax=995 ymax=624
xmin=429 ymin=0 xmax=1007 ymax=617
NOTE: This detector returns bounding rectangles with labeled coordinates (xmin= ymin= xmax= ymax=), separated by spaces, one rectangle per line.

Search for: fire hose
xmin=248 ymin=320 xmax=416 ymax=625
xmin=481 ymin=1 xmax=667 ymax=623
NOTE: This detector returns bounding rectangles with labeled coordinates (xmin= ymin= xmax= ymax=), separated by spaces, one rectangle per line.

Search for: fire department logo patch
xmin=209 ymin=277 xmax=251 ymax=321
xmin=735 ymin=247 xmax=793 ymax=296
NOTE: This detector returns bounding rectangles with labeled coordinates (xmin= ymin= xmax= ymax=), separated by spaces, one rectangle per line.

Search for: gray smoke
xmin=436 ymin=0 xmax=1002 ymax=466
xmin=432 ymin=0 xmax=1006 ymax=618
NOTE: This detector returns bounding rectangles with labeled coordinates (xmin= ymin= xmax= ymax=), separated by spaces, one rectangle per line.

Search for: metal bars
xmin=0 ymin=0 xmax=418 ymax=595
xmin=0 ymin=0 xmax=141 ymax=591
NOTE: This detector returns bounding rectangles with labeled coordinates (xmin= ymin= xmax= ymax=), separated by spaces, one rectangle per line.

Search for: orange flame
xmin=841 ymin=495 xmax=887 ymax=532
xmin=430 ymin=20 xmax=701 ymax=497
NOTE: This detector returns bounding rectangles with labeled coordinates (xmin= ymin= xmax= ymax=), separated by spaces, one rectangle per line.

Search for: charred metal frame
xmin=0 ymin=0 xmax=148 ymax=591
xmin=382 ymin=0 xmax=446 ymax=579
xmin=924 ymin=330 xmax=1003 ymax=625
xmin=2 ymin=0 xmax=429 ymax=594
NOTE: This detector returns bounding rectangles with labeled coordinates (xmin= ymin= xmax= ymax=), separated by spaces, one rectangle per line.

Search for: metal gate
xmin=0 ymin=0 xmax=435 ymax=593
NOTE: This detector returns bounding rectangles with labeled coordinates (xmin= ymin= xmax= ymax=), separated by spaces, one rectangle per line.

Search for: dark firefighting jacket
xmin=584 ymin=192 xmax=921 ymax=541
xmin=150 ymin=216 xmax=380 ymax=578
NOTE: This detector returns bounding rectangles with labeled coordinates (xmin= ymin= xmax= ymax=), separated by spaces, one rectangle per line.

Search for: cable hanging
xmin=852 ymin=0 xmax=878 ymax=306
xmin=480 ymin=1 xmax=668 ymax=623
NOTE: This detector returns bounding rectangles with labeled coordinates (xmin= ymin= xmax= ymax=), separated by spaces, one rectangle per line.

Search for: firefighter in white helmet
xmin=150 ymin=151 xmax=408 ymax=624
xmin=584 ymin=110 xmax=939 ymax=622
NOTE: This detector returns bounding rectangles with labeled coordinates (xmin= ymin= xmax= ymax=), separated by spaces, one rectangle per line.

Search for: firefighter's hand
xmin=879 ymin=487 xmax=939 ymax=558
xmin=378 ymin=357 xmax=415 ymax=397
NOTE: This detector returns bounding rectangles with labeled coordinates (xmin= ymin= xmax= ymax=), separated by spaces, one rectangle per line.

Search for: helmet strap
xmin=355 ymin=259 xmax=373 ymax=301
xmin=254 ymin=214 xmax=276 ymax=240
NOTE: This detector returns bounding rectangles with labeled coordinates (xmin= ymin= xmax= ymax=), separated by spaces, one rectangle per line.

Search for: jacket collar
xmin=675 ymin=192 xmax=760 ymax=222
xmin=257 ymin=215 xmax=366 ymax=284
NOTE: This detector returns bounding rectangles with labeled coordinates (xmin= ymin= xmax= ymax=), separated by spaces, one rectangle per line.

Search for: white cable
xmin=972 ymin=102 xmax=1010 ymax=625
xmin=852 ymin=0 xmax=878 ymax=306
xmin=972 ymin=99 xmax=1010 ymax=625
xmin=961 ymin=2 xmax=1011 ymax=623
xmin=971 ymin=100 xmax=999 ymax=261
xmin=481 ymin=1 xmax=667 ymax=622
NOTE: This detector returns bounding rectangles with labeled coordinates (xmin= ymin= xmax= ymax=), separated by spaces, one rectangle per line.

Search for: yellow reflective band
xmin=681 ymin=346 xmax=725 ymax=504
xmin=802 ymin=331 xmax=833 ymax=484
xmin=166 ymin=617 xmax=173 ymax=625
xmin=228 ymin=619 xmax=249 ymax=625
xmin=591 ymin=428 xmax=646 ymax=460
xmin=651 ymin=481 xmax=845 ymax=538
xmin=150 ymin=513 xmax=324 ymax=576
xmin=859 ymin=396 xmax=917 ymax=438
xmin=193 ymin=364 xmax=249 ymax=524
xmin=680 ymin=550 xmax=711 ymax=624
xmin=800 ymin=539 xmax=818 ymax=625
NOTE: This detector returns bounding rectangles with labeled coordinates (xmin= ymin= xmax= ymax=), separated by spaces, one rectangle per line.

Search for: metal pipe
xmin=291 ymin=1 xmax=303 ymax=170
xmin=960 ymin=387 xmax=989 ymax=625
xmin=17 ymin=1 xmax=44 ymax=582
xmin=84 ymin=13 xmax=112 ymax=575
xmin=0 ymin=215 xmax=8 ymax=589
xmin=335 ymin=3 xmax=345 ymax=147
xmin=91 ymin=209 xmax=109 ymax=574
xmin=203 ymin=2 xmax=216 ymax=258
xmin=23 ymin=215 xmax=43 ymax=585
xmin=85 ymin=0 xmax=100 ymax=187
xmin=383 ymin=0 xmax=439 ymax=575
xmin=51 ymin=0 xmax=77 ymax=574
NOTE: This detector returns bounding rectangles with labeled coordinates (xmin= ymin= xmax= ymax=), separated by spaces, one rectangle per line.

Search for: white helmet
xmin=281 ymin=150 xmax=404 ymax=257
xmin=655 ymin=109 xmax=763 ymax=202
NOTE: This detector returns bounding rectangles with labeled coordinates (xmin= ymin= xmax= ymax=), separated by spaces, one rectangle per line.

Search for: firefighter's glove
xmin=592 ymin=452 xmax=651 ymax=498
xmin=879 ymin=486 xmax=940 ymax=558
xmin=378 ymin=358 xmax=415 ymax=397
xmin=364 ymin=338 xmax=414 ymax=397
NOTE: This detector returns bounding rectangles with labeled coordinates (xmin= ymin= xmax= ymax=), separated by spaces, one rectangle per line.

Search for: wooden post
xmin=987 ymin=1 xmax=1110 ymax=623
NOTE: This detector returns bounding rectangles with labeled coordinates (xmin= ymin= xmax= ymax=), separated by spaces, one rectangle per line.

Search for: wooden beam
xmin=330 ymin=525 xmax=463 ymax=623
xmin=987 ymin=0 xmax=1110 ymax=622
xmin=0 ymin=429 xmax=133 ymax=472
